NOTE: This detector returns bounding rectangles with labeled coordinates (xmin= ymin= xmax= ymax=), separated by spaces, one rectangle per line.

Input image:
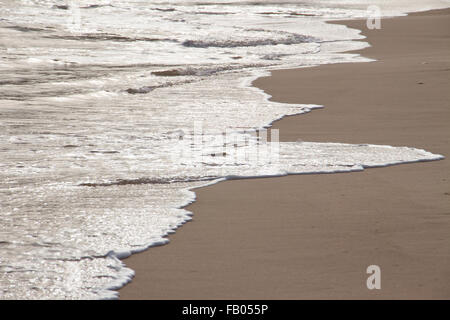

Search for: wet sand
xmin=119 ymin=9 xmax=450 ymax=299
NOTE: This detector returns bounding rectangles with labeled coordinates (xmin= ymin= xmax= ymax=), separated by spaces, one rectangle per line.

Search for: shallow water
xmin=0 ymin=0 xmax=448 ymax=299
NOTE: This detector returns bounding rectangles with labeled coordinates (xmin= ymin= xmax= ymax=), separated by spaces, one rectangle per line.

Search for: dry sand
xmin=119 ymin=9 xmax=450 ymax=299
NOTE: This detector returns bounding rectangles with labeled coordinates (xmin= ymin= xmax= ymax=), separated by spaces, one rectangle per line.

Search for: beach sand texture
xmin=119 ymin=9 xmax=450 ymax=299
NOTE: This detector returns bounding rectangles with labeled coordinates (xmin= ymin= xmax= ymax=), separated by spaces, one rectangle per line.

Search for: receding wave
xmin=44 ymin=33 xmax=176 ymax=43
xmin=151 ymin=63 xmax=267 ymax=77
xmin=258 ymin=11 xmax=319 ymax=17
xmin=52 ymin=4 xmax=114 ymax=10
xmin=2 ymin=0 xmax=447 ymax=300
xmin=125 ymin=86 xmax=156 ymax=94
xmin=79 ymin=176 xmax=219 ymax=187
xmin=194 ymin=11 xmax=236 ymax=15
xmin=182 ymin=33 xmax=316 ymax=48
xmin=153 ymin=8 xmax=176 ymax=12
xmin=3 ymin=25 xmax=48 ymax=32
xmin=80 ymin=4 xmax=114 ymax=9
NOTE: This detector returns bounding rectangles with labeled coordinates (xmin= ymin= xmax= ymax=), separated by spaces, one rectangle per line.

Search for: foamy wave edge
xmin=99 ymin=69 xmax=444 ymax=301
xmin=98 ymin=8 xmax=448 ymax=299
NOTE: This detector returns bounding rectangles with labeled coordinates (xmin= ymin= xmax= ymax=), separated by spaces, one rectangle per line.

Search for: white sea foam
xmin=0 ymin=0 xmax=448 ymax=299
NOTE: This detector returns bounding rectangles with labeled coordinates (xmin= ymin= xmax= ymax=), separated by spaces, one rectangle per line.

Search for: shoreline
xmin=119 ymin=9 xmax=450 ymax=299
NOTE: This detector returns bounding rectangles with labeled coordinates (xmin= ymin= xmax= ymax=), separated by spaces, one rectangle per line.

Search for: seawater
xmin=0 ymin=0 xmax=448 ymax=299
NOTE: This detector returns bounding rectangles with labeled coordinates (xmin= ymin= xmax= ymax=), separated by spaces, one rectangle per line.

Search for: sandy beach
xmin=119 ymin=9 xmax=450 ymax=299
